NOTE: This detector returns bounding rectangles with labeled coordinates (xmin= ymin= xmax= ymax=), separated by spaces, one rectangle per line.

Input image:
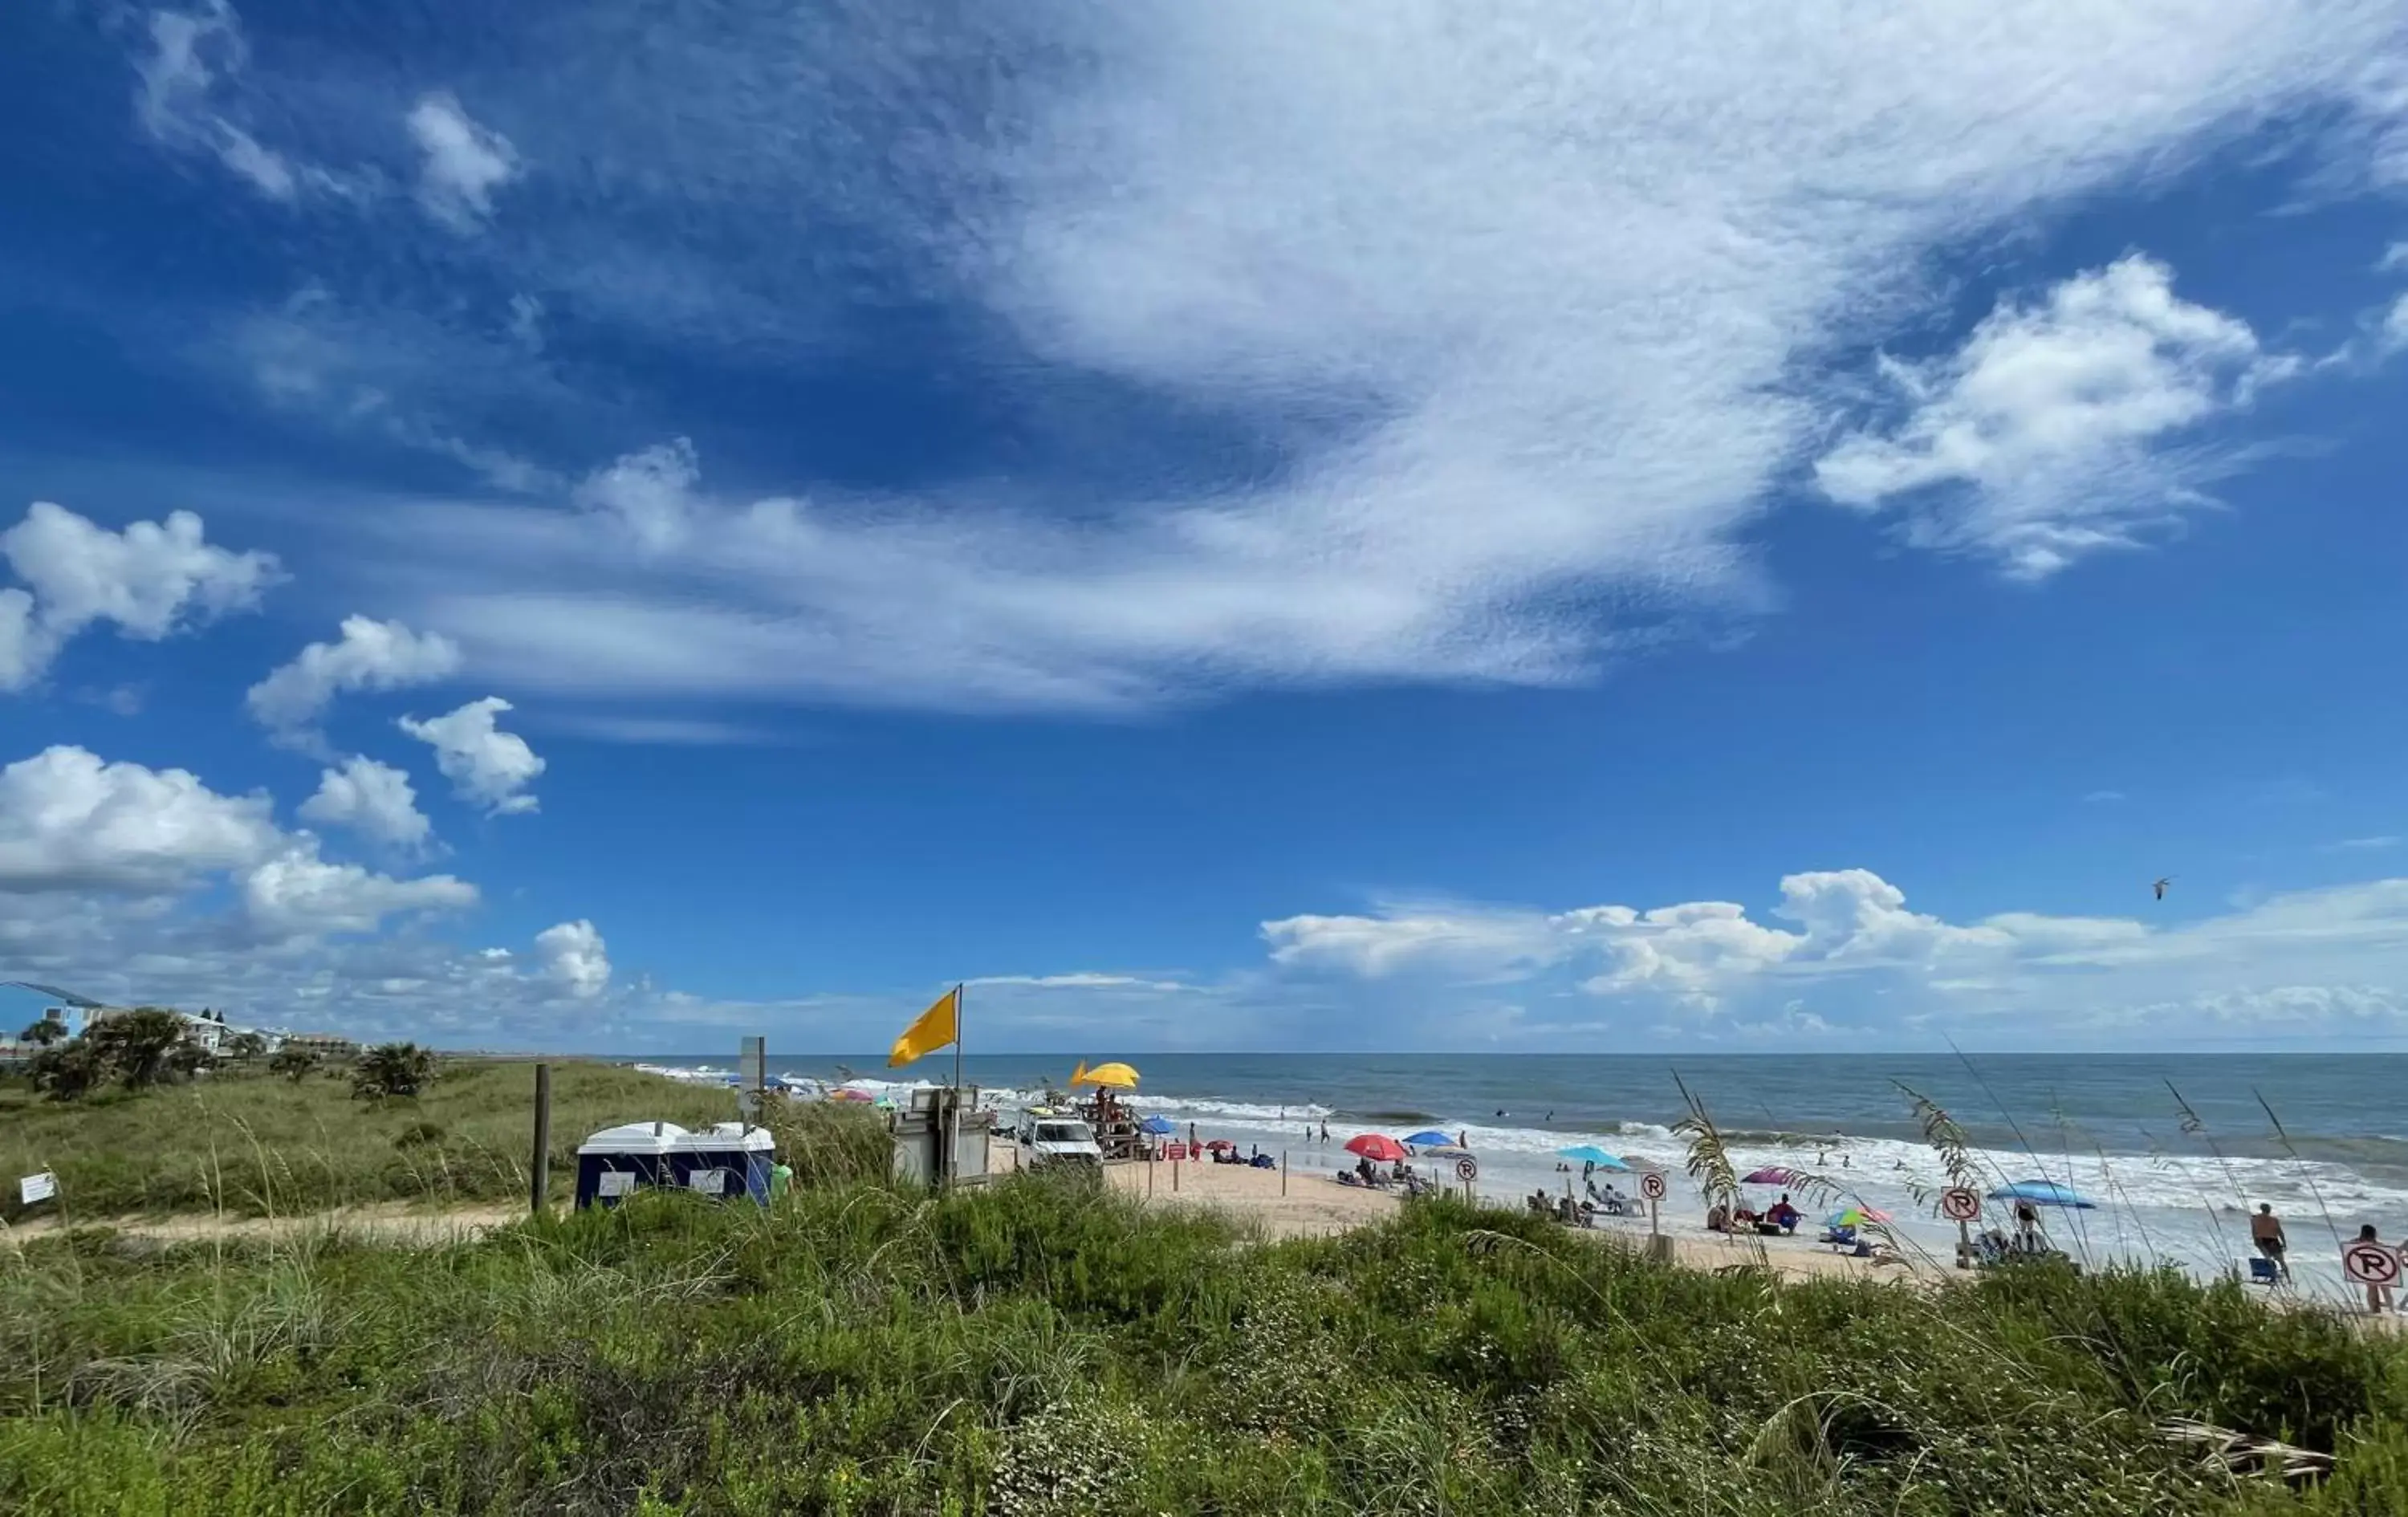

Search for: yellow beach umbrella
xmin=1072 ymin=1061 xmax=1141 ymax=1090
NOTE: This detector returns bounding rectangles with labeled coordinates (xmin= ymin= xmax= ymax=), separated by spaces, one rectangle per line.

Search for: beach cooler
xmin=667 ymin=1121 xmax=776 ymax=1205
xmin=574 ymin=1121 xmax=776 ymax=1209
xmin=575 ymin=1120 xmax=689 ymax=1209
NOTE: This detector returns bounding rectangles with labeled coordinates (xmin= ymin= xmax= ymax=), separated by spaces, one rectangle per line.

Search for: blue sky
xmin=4 ymin=0 xmax=2408 ymax=1053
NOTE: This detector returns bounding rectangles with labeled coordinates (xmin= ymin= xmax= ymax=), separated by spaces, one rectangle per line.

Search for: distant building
xmin=278 ymin=1031 xmax=360 ymax=1059
xmin=179 ymin=1014 xmax=225 ymax=1055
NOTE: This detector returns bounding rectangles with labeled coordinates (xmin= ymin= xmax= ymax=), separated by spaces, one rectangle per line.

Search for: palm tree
xmin=84 ymin=1008 xmax=189 ymax=1089
xmin=270 ymin=1044 xmax=318 ymax=1083
xmin=352 ymin=1042 xmax=437 ymax=1100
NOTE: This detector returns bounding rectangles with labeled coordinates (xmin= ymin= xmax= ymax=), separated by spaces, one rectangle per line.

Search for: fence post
xmin=530 ymin=1063 xmax=552 ymax=1217
xmin=1281 ymin=1151 xmax=1288 ymax=1196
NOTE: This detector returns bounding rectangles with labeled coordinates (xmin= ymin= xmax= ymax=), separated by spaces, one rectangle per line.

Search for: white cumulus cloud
xmin=1258 ymin=867 xmax=2408 ymax=1041
xmin=534 ymin=918 xmax=609 ymax=998
xmin=297 ymin=755 xmax=433 ymax=850
xmin=247 ymin=615 xmax=462 ymax=747
xmin=0 ymin=742 xmax=470 ymax=941
xmin=2 ymin=500 xmax=279 ymax=692
xmin=0 ymin=745 xmax=281 ymax=893
xmin=241 ymin=845 xmax=474 ymax=937
xmin=1814 ymin=256 xmax=2295 ymax=579
xmin=398 ymin=697 xmax=544 ymax=815
xmin=0 ymin=742 xmax=637 ymax=1039
xmin=406 ymin=92 xmax=520 ymax=232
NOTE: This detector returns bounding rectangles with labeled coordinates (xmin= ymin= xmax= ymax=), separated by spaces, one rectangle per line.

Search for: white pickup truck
xmin=1018 ymin=1112 xmax=1104 ymax=1172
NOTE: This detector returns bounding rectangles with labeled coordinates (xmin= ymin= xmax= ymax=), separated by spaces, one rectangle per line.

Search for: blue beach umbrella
xmin=1403 ymin=1129 xmax=1456 ymax=1149
xmin=1988 ymin=1179 xmax=2096 ymax=1210
xmin=1139 ymin=1116 xmax=1177 ymax=1135
xmin=1557 ymin=1145 xmax=1630 ymax=1170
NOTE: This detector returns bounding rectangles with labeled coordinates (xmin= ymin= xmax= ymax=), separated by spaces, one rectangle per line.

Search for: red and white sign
xmin=1163 ymin=1142 xmax=1188 ymax=1162
xmin=1453 ymin=1156 xmax=1479 ymax=1183
xmin=1638 ymin=1172 xmax=1668 ymax=1202
xmin=2342 ymin=1241 xmax=2402 ymax=1287
xmin=1939 ymin=1187 xmax=1982 ymax=1223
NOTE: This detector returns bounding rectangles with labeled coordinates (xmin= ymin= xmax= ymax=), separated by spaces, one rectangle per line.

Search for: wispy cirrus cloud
xmin=209 ymin=0 xmax=2402 ymax=716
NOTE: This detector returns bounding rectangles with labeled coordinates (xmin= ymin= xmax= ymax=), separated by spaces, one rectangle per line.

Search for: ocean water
xmin=637 ymin=1051 xmax=2408 ymax=1304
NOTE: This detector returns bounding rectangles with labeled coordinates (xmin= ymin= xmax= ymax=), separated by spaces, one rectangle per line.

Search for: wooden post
xmin=529 ymin=1063 xmax=552 ymax=1217
xmin=1173 ymin=1151 xmax=1180 ymax=1193
xmin=1281 ymin=1151 xmax=1288 ymax=1196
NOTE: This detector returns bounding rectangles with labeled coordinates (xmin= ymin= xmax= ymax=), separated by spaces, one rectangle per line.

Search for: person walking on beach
xmin=2250 ymin=1204 xmax=2289 ymax=1281
xmin=1319 ymin=1119 xmax=1328 ymax=1144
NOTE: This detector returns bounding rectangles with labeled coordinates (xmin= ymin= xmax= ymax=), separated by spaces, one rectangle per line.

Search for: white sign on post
xmin=1939 ymin=1187 xmax=1982 ymax=1222
xmin=1454 ymin=1156 xmax=1479 ymax=1183
xmin=18 ymin=1172 xmax=57 ymax=1206
xmin=1638 ymin=1171 xmax=1667 ymax=1202
xmin=2342 ymin=1240 xmax=2402 ymax=1288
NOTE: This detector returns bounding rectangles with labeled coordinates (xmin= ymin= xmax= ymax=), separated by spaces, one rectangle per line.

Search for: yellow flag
xmin=1068 ymin=1059 xmax=1090 ymax=1088
xmin=889 ymin=986 xmax=961 ymax=1067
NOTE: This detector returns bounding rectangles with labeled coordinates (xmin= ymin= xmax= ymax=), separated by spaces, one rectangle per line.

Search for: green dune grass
xmin=0 ymin=1060 xmax=761 ymax=1221
xmin=3 ymin=1150 xmax=2404 ymax=1515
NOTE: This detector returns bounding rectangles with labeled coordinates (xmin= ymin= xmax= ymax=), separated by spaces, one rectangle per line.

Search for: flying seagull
xmin=2152 ymin=877 xmax=2174 ymax=901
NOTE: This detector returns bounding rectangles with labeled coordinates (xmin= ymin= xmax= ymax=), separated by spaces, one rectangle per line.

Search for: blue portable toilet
xmin=668 ymin=1122 xmax=777 ymax=1205
xmin=575 ymin=1120 xmax=690 ymax=1209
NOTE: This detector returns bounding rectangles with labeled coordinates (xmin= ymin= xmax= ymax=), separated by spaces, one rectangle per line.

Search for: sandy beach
xmin=1080 ymin=1149 xmax=1940 ymax=1286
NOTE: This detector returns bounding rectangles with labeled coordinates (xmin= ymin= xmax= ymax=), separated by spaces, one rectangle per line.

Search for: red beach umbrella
xmin=1344 ymin=1133 xmax=1408 ymax=1164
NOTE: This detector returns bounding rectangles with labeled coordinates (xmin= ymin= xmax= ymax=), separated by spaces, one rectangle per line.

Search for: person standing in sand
xmin=2250 ymin=1204 xmax=2289 ymax=1280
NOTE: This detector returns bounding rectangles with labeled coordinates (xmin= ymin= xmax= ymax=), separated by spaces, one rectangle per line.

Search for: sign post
xmin=1940 ymin=1186 xmax=1982 ymax=1269
xmin=738 ymin=1035 xmax=766 ymax=1125
xmin=2342 ymin=1238 xmax=2402 ymax=1312
xmin=18 ymin=1171 xmax=57 ymax=1207
xmin=529 ymin=1063 xmax=552 ymax=1217
xmin=1454 ymin=1153 xmax=1479 ymax=1205
xmin=1639 ymin=1170 xmax=1670 ymax=1262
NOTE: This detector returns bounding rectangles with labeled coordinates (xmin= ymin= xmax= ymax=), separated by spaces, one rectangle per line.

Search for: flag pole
xmin=950 ymin=982 xmax=964 ymax=1191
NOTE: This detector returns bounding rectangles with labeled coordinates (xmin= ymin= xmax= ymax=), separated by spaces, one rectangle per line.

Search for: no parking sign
xmin=2342 ymin=1240 xmax=2402 ymax=1289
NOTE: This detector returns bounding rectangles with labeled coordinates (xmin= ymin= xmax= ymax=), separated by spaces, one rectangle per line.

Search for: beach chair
xmin=2247 ymin=1257 xmax=2280 ymax=1287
